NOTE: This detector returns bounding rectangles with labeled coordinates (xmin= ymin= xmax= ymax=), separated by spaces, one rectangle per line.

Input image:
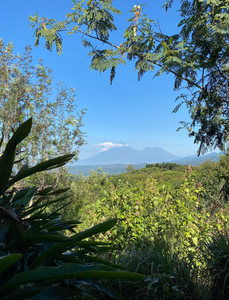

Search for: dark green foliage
xmin=145 ymin=162 xmax=185 ymax=171
xmin=88 ymin=239 xmax=202 ymax=300
xmin=0 ymin=119 xmax=144 ymax=299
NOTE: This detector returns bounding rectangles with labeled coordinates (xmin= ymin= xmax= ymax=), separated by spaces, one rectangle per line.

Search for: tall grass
xmin=204 ymin=232 xmax=229 ymax=299
xmin=88 ymin=238 xmax=210 ymax=300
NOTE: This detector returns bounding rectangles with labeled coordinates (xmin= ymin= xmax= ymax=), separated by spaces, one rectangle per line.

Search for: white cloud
xmin=94 ymin=142 xmax=128 ymax=152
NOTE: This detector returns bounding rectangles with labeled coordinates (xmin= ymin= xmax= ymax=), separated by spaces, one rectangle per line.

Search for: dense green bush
xmin=194 ymin=160 xmax=224 ymax=207
xmin=77 ymin=167 xmax=229 ymax=267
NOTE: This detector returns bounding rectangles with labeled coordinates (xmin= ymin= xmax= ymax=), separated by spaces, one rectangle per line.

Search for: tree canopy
xmin=0 ymin=39 xmax=86 ymax=168
xmin=29 ymin=0 xmax=229 ymax=155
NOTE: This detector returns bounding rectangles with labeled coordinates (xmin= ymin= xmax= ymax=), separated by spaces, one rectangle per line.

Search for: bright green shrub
xmin=194 ymin=159 xmax=224 ymax=207
xmin=78 ymin=167 xmax=229 ymax=265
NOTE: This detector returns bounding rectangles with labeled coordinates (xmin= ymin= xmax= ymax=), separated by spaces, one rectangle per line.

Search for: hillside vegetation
xmin=40 ymin=155 xmax=229 ymax=299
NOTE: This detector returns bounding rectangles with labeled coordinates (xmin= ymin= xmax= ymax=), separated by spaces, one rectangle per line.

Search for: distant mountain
xmin=76 ymin=145 xmax=180 ymax=165
xmin=140 ymin=147 xmax=180 ymax=163
xmin=171 ymin=152 xmax=223 ymax=166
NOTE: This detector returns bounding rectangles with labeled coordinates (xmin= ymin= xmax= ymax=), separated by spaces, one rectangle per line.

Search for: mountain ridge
xmin=76 ymin=146 xmax=180 ymax=165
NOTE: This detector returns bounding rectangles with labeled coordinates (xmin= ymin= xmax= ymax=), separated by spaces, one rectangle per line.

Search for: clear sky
xmin=0 ymin=0 xmax=213 ymax=160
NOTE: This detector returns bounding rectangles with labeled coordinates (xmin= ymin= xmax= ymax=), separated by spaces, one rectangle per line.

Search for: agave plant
xmin=0 ymin=118 xmax=144 ymax=300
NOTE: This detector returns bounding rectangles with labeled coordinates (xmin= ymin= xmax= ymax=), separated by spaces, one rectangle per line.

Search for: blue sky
xmin=1 ymin=1 xmax=211 ymax=160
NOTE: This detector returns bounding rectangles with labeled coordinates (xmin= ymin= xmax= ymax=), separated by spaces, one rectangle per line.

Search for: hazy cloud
xmin=94 ymin=142 xmax=128 ymax=152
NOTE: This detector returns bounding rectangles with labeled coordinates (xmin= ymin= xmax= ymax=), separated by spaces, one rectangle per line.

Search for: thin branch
xmin=141 ymin=56 xmax=205 ymax=90
xmin=59 ymin=27 xmax=120 ymax=49
xmin=78 ymin=29 xmax=120 ymax=48
xmin=56 ymin=27 xmax=229 ymax=102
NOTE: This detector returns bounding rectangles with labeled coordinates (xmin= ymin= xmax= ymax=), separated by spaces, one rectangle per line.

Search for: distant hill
xmin=76 ymin=146 xmax=180 ymax=165
xmin=139 ymin=147 xmax=180 ymax=163
xmin=69 ymin=151 xmax=224 ymax=177
xmin=171 ymin=152 xmax=222 ymax=166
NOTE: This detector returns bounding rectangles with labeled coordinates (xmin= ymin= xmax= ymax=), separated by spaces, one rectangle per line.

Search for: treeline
xmin=145 ymin=162 xmax=185 ymax=171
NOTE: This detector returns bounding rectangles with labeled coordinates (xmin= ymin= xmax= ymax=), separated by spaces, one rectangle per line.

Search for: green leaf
xmin=7 ymin=154 xmax=75 ymax=189
xmin=23 ymin=196 xmax=69 ymax=217
xmin=28 ymin=286 xmax=81 ymax=300
xmin=0 ymin=263 xmax=145 ymax=294
xmin=12 ymin=187 xmax=36 ymax=202
xmin=0 ymin=254 xmax=22 ymax=274
xmin=15 ymin=164 xmax=29 ymax=180
xmin=9 ymin=220 xmax=26 ymax=257
xmin=90 ymin=282 xmax=123 ymax=300
xmin=0 ymin=118 xmax=32 ymax=194
xmin=25 ymin=199 xmax=71 ymax=236
xmin=45 ymin=188 xmax=70 ymax=195
xmin=26 ymin=234 xmax=72 ymax=244
xmin=0 ymin=287 xmax=43 ymax=300
xmin=29 ymin=219 xmax=117 ymax=269
xmin=36 ymin=187 xmax=54 ymax=195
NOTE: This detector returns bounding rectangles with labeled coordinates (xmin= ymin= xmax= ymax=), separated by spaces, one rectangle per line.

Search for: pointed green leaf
xmin=71 ymin=218 xmax=117 ymax=241
xmin=0 ymin=287 xmax=42 ymax=300
xmin=40 ymin=217 xmax=61 ymax=228
xmin=7 ymin=154 xmax=74 ymax=190
xmin=12 ymin=187 xmax=33 ymax=202
xmin=15 ymin=164 xmax=29 ymax=179
xmin=0 ymin=254 xmax=22 ymax=274
xmin=0 ymin=131 xmax=4 ymax=149
xmin=26 ymin=234 xmax=72 ymax=244
xmin=0 ymin=263 xmax=145 ymax=294
xmin=36 ymin=187 xmax=54 ymax=195
xmin=25 ymin=200 xmax=71 ymax=236
xmin=28 ymin=286 xmax=80 ymax=300
xmin=9 ymin=220 xmax=26 ymax=256
xmin=0 ymin=118 xmax=32 ymax=193
xmin=90 ymin=282 xmax=123 ymax=300
xmin=29 ymin=219 xmax=117 ymax=269
xmin=45 ymin=188 xmax=70 ymax=195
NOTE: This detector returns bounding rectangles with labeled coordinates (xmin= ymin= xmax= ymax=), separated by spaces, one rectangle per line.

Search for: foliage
xmin=29 ymin=0 xmax=229 ymax=154
xmin=77 ymin=170 xmax=212 ymax=259
xmin=109 ymin=162 xmax=186 ymax=189
xmin=217 ymin=150 xmax=229 ymax=202
xmin=0 ymin=39 xmax=86 ymax=168
xmin=125 ymin=164 xmax=135 ymax=172
xmin=194 ymin=159 xmax=224 ymax=206
xmin=204 ymin=232 xmax=229 ymax=300
xmin=0 ymin=118 xmax=145 ymax=300
xmin=145 ymin=162 xmax=184 ymax=171
xmin=70 ymin=161 xmax=229 ymax=299
xmin=87 ymin=239 xmax=202 ymax=300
